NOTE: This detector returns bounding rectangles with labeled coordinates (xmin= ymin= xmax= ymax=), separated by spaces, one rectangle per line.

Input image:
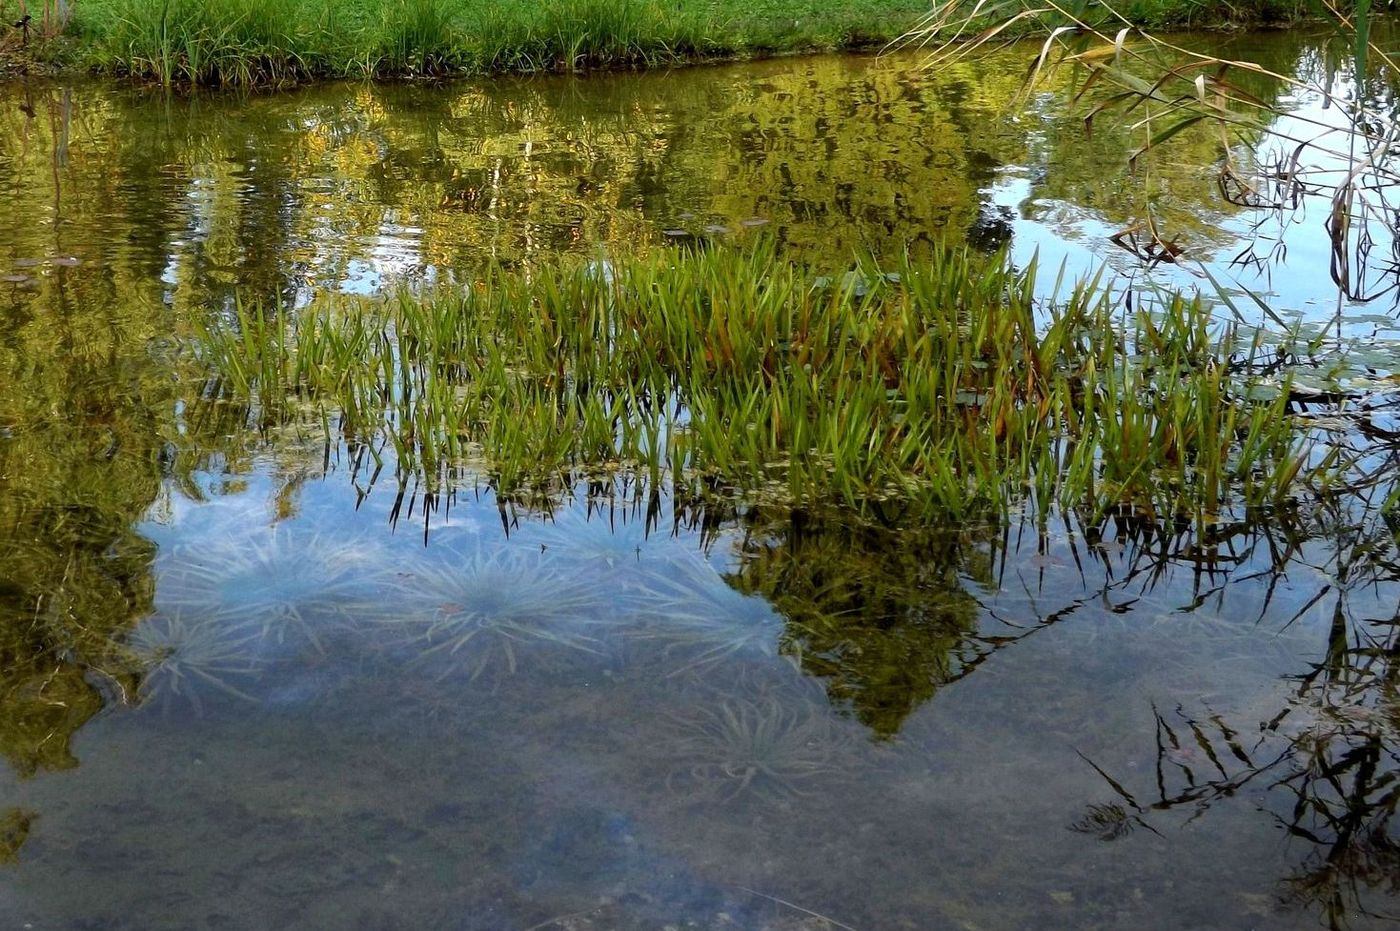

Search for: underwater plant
xmin=124 ymin=611 xmax=266 ymax=715
xmin=1069 ymin=803 xmax=1142 ymax=842
xmin=158 ymin=529 xmax=379 ymax=649
xmin=625 ymin=551 xmax=786 ymax=677
xmin=532 ymin=508 xmax=670 ymax=574
xmin=665 ymin=693 xmax=845 ymax=803
xmin=371 ymin=544 xmax=607 ymax=682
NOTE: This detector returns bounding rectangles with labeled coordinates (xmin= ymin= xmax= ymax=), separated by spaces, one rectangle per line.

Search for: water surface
xmin=4 ymin=30 xmax=1395 ymax=321
xmin=1 ymin=32 xmax=1399 ymax=931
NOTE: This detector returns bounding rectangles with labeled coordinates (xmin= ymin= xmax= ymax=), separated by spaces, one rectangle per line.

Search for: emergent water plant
xmin=195 ymin=244 xmax=1314 ymax=527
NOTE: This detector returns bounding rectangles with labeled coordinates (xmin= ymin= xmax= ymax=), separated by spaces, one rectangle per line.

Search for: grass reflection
xmin=1057 ymin=477 xmax=1400 ymax=930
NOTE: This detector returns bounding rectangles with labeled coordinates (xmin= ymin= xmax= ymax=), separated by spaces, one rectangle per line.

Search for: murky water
xmin=1 ymin=31 xmax=1399 ymax=931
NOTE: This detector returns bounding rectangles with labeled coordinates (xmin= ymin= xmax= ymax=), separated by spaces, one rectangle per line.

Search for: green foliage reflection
xmin=729 ymin=509 xmax=990 ymax=738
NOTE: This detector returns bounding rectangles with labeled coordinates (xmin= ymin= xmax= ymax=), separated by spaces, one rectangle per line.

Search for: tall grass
xmin=195 ymin=245 xmax=1313 ymax=525
xmin=5 ymin=0 xmax=1329 ymax=82
xmin=65 ymin=0 xmax=724 ymax=84
xmin=56 ymin=0 xmax=962 ymax=85
xmin=93 ymin=0 xmax=317 ymax=85
xmin=471 ymin=0 xmax=719 ymax=73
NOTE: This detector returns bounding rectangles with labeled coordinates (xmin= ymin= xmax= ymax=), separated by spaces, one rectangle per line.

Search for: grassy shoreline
xmin=9 ymin=0 xmax=929 ymax=86
xmin=2 ymin=0 xmax=1318 ymax=87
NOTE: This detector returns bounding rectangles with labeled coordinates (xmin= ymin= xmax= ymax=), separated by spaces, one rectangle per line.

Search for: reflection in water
xmin=737 ymin=510 xmax=988 ymax=739
xmin=1073 ymin=476 xmax=1400 ymax=926
xmin=0 ymin=29 xmax=1398 ymax=931
xmin=0 ymin=446 xmax=1387 ymax=928
xmin=0 ymin=809 xmax=34 ymax=866
xmin=0 ymin=34 xmax=1359 ymax=324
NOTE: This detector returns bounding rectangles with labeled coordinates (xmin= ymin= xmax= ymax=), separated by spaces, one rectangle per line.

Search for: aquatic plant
xmin=665 ymin=694 xmax=846 ymax=803
xmin=196 ymin=244 xmax=1314 ymax=529
xmin=371 ymin=545 xmax=606 ymax=681
xmin=1069 ymin=802 xmax=1142 ymax=841
xmin=532 ymin=509 xmax=662 ymax=574
xmin=123 ymin=611 xmax=266 ymax=715
xmin=625 ymin=551 xmax=786 ymax=676
xmin=158 ymin=529 xmax=377 ymax=649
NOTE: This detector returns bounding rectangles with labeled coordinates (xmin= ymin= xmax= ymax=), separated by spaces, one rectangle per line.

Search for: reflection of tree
xmin=1020 ymin=28 xmax=1312 ymax=262
xmin=0 ymin=254 xmax=164 ymax=777
xmin=0 ymin=387 xmax=288 ymax=783
xmin=721 ymin=509 xmax=994 ymax=738
xmin=2 ymin=52 xmax=1037 ymax=316
xmin=1 ymin=40 xmax=1347 ymax=324
xmin=0 ymin=87 xmax=283 ymax=782
xmin=0 ymin=809 xmax=34 ymax=865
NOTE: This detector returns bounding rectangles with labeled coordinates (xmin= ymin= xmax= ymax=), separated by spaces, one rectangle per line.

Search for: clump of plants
xmin=195 ymin=244 xmax=1314 ymax=526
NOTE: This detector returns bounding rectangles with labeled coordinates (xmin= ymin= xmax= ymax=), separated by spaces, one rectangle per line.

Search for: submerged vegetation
xmin=123 ymin=610 xmax=265 ymax=715
xmin=197 ymin=244 xmax=1318 ymax=528
xmin=665 ymin=693 xmax=846 ymax=803
xmin=371 ymin=544 xmax=605 ymax=681
xmin=626 ymin=550 xmax=787 ymax=676
xmin=158 ymin=531 xmax=376 ymax=649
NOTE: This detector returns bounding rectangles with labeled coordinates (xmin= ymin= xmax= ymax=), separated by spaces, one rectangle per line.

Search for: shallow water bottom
xmin=0 ymin=462 xmax=1388 ymax=931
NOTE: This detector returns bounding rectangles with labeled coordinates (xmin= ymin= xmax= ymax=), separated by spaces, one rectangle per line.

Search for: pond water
xmin=1 ymin=29 xmax=1398 ymax=931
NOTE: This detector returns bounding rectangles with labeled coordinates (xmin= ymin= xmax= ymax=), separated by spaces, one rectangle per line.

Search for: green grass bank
xmin=12 ymin=0 xmax=929 ymax=85
xmin=3 ymin=0 xmax=1318 ymax=86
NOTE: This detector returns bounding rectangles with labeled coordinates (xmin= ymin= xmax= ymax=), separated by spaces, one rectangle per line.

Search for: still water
xmin=1 ymin=29 xmax=1398 ymax=931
